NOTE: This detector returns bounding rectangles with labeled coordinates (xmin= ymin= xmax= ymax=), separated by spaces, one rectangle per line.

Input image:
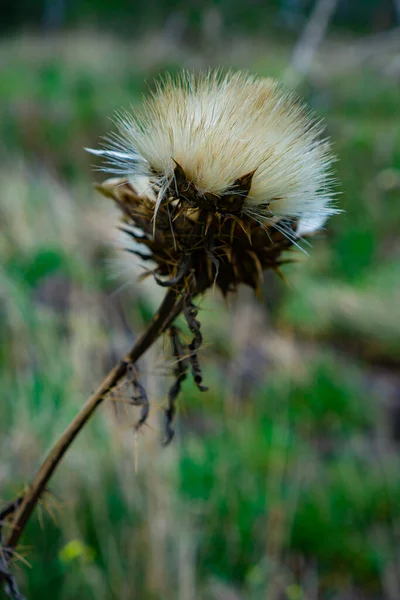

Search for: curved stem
xmin=2 ymin=288 xmax=182 ymax=558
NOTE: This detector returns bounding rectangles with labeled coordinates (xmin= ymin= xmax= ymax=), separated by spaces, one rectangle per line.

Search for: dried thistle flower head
xmin=89 ymin=69 xmax=337 ymax=296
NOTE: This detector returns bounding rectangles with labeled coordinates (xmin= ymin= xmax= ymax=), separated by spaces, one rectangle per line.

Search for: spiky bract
xmin=97 ymin=178 xmax=295 ymax=295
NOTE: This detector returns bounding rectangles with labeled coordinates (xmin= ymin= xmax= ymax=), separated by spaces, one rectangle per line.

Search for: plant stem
xmin=1 ymin=288 xmax=182 ymax=568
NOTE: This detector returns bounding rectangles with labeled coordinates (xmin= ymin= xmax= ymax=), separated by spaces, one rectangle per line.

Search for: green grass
xmin=1 ymin=31 xmax=400 ymax=599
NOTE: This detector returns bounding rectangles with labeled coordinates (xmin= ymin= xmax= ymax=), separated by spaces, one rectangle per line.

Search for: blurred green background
xmin=1 ymin=1 xmax=400 ymax=599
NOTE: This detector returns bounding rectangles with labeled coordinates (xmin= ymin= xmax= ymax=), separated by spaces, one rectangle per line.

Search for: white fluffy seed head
xmin=89 ymin=70 xmax=338 ymax=235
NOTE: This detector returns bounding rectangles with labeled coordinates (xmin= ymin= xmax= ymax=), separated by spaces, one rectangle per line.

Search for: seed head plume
xmin=88 ymin=70 xmax=337 ymax=240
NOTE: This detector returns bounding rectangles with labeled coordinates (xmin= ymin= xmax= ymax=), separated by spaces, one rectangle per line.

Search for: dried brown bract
xmin=97 ymin=176 xmax=296 ymax=295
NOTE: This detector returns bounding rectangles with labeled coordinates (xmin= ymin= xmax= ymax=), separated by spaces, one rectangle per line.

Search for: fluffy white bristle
xmin=91 ymin=70 xmax=338 ymax=230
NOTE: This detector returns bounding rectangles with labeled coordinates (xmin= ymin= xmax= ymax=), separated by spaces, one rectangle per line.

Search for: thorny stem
xmin=0 ymin=287 xmax=183 ymax=590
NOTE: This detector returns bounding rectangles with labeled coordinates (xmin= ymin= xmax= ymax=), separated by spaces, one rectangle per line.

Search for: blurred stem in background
xmin=284 ymin=0 xmax=339 ymax=86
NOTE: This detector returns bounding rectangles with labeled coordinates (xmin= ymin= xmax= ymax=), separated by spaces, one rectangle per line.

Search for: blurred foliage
xmin=0 ymin=25 xmax=400 ymax=600
xmin=0 ymin=0 xmax=398 ymax=35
